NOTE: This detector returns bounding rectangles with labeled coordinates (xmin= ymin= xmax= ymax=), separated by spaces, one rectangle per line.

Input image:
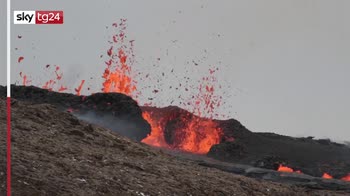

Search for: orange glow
xmin=141 ymin=111 xmax=222 ymax=154
xmin=341 ymin=173 xmax=350 ymax=182
xmin=177 ymin=116 xmax=222 ymax=154
xmin=322 ymin=173 xmax=333 ymax=179
xmin=277 ymin=165 xmax=303 ymax=174
xmin=141 ymin=67 xmax=224 ymax=154
xmin=277 ymin=165 xmax=294 ymax=173
xmin=141 ymin=112 xmax=169 ymax=148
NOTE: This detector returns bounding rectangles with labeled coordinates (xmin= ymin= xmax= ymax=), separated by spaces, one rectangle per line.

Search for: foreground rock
xmin=1 ymin=98 xmax=348 ymax=195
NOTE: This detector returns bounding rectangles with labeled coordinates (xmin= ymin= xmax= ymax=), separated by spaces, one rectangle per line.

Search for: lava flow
xmin=141 ymin=111 xmax=169 ymax=148
xmin=277 ymin=165 xmax=302 ymax=173
xmin=322 ymin=173 xmax=333 ymax=179
xmin=341 ymin=174 xmax=350 ymax=182
xmin=276 ymin=165 xmax=350 ymax=182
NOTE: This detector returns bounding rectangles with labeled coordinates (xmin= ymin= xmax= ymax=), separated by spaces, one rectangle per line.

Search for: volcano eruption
xmin=94 ymin=19 xmax=226 ymax=155
xmin=9 ymin=19 xmax=350 ymax=192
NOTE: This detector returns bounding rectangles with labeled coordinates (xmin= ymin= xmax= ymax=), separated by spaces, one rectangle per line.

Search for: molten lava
xmin=341 ymin=173 xmax=350 ymax=182
xmin=141 ymin=112 xmax=169 ymax=148
xmin=141 ymin=110 xmax=222 ymax=154
xmin=140 ymin=67 xmax=224 ymax=154
xmin=277 ymin=164 xmax=302 ymax=173
xmin=277 ymin=165 xmax=294 ymax=173
xmin=322 ymin=173 xmax=333 ymax=179
xmin=98 ymin=21 xmax=225 ymax=154
xmin=177 ymin=116 xmax=222 ymax=154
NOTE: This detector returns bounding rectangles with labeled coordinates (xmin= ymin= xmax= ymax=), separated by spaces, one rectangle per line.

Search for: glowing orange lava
xmin=177 ymin=116 xmax=222 ymax=154
xmin=341 ymin=173 xmax=350 ymax=182
xmin=141 ymin=110 xmax=222 ymax=154
xmin=140 ymin=67 xmax=224 ymax=154
xmin=141 ymin=112 xmax=169 ymax=148
xmin=322 ymin=173 xmax=333 ymax=179
xmin=277 ymin=164 xmax=302 ymax=174
xmin=277 ymin=165 xmax=294 ymax=173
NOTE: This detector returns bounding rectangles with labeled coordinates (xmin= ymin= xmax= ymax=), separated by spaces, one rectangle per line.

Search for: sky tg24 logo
xmin=14 ymin=11 xmax=64 ymax=24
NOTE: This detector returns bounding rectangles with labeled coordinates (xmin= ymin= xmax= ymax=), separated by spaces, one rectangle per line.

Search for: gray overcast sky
xmin=1 ymin=0 xmax=350 ymax=141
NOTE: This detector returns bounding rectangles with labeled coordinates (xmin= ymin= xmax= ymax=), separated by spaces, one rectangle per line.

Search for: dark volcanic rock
xmin=1 ymin=85 xmax=150 ymax=141
xmin=208 ymin=121 xmax=350 ymax=178
xmin=196 ymin=160 xmax=350 ymax=192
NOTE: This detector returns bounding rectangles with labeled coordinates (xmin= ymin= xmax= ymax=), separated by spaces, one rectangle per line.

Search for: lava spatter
xmin=42 ymin=65 xmax=67 ymax=92
xmin=18 ymin=56 xmax=24 ymax=63
xmin=75 ymin=80 xmax=85 ymax=96
xmin=19 ymin=72 xmax=29 ymax=86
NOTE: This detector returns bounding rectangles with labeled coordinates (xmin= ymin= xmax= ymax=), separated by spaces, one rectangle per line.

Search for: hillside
xmin=1 ymin=97 xmax=348 ymax=195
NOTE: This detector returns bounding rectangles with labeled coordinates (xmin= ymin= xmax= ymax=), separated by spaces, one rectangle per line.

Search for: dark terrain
xmin=1 ymin=97 xmax=350 ymax=195
xmin=1 ymin=85 xmax=350 ymax=195
xmin=1 ymin=85 xmax=151 ymax=141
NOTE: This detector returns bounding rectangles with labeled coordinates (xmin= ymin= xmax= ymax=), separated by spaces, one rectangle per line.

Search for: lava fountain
xmin=140 ymin=69 xmax=224 ymax=154
xmin=100 ymin=20 xmax=224 ymax=154
xmin=101 ymin=19 xmax=137 ymax=98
